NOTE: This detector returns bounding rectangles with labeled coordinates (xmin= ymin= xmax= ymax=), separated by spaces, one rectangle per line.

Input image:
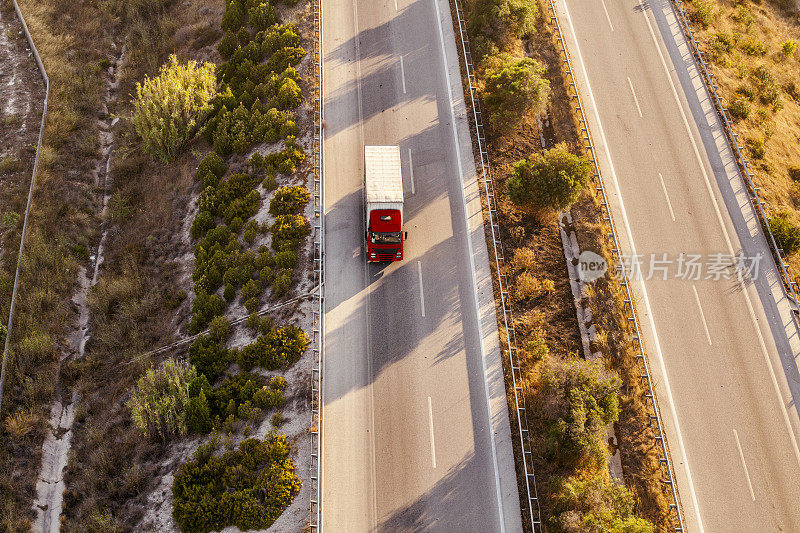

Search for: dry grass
xmin=685 ymin=0 xmax=800 ymax=271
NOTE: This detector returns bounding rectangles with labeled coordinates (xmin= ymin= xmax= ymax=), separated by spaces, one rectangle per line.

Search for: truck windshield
xmin=371 ymin=231 xmax=402 ymax=244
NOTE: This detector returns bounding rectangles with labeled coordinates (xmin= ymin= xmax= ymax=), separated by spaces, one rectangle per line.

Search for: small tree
xmin=132 ymin=55 xmax=217 ymax=162
xmin=508 ymin=145 xmax=591 ymax=212
xmin=127 ymin=358 xmax=197 ymax=440
xmin=549 ymin=472 xmax=655 ymax=533
xmin=482 ymin=53 xmax=550 ymax=129
xmin=468 ymin=0 xmax=538 ymax=52
xmin=539 ymin=355 xmax=621 ymax=467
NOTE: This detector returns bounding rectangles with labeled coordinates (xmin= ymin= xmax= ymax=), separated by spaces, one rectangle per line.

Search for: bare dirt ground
xmin=0 ymin=0 xmax=44 ymax=261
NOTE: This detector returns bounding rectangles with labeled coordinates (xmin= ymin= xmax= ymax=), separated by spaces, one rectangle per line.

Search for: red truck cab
xmin=367 ymin=209 xmax=404 ymax=261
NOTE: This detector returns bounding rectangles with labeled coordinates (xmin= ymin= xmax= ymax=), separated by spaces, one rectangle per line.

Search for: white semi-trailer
xmin=364 ymin=145 xmax=405 ymax=262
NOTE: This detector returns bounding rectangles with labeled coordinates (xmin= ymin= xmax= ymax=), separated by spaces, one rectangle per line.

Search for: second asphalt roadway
xmin=557 ymin=0 xmax=800 ymax=530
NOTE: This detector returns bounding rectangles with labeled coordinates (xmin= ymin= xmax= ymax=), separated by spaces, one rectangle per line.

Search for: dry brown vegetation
xmin=683 ymin=0 xmax=800 ymax=270
xmin=457 ymin=0 xmax=674 ymax=530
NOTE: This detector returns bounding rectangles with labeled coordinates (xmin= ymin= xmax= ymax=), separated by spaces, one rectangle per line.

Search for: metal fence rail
xmin=0 ymin=0 xmax=50 ymax=416
xmin=545 ymin=0 xmax=685 ymax=530
xmin=668 ymin=0 xmax=800 ymax=306
xmin=450 ymin=2 xmax=542 ymax=531
xmin=309 ymin=0 xmax=324 ymax=529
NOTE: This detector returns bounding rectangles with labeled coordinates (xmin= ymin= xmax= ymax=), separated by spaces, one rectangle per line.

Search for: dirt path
xmin=31 ymin=45 xmax=125 ymax=533
xmin=0 ymin=1 xmax=44 ymax=257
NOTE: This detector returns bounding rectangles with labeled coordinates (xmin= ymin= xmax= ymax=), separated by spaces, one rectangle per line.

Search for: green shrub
xmin=253 ymin=386 xmax=284 ymax=409
xmin=221 ymin=0 xmax=246 ymax=32
xmin=188 ymin=334 xmax=232 ymax=383
xmin=276 ymin=77 xmax=302 ymax=108
xmin=207 ymin=372 xmax=264 ymax=418
xmin=273 ymin=269 xmax=292 ymax=296
xmin=248 ymin=1 xmax=277 ymax=31
xmin=271 ymin=214 xmax=310 ymax=250
xmin=788 ymin=165 xmax=800 ymax=183
xmin=781 ymin=39 xmax=797 ymax=57
xmin=747 ymin=136 xmax=766 ymax=159
xmin=539 ymin=355 xmax=621 ymax=467
xmin=263 ymin=175 xmax=278 ymax=191
xmin=482 ymin=54 xmax=550 ymax=129
xmin=186 ymin=390 xmax=212 ymax=433
xmin=548 ymin=472 xmax=655 ymax=533
xmin=132 ymin=55 xmax=217 ymax=162
xmin=263 ymin=137 xmax=305 ymax=176
xmin=191 ymin=210 xmax=216 ymax=239
xmin=198 ymin=152 xmax=228 ymax=181
xmin=127 ymin=358 xmax=196 ymax=441
xmin=728 ymin=97 xmax=751 ymax=120
xmin=244 ymin=220 xmax=259 ymax=243
xmin=467 ymin=0 xmax=538 ymax=52
xmin=275 ymin=250 xmax=297 ymax=269
xmin=244 ymin=296 xmax=261 ymax=313
xmin=739 ymin=35 xmax=767 ymax=56
xmin=265 ymin=46 xmax=307 ymax=72
xmin=256 ymin=248 xmax=275 ymax=269
xmin=770 ymin=213 xmax=800 ymax=255
xmin=208 ymin=316 xmax=232 ymax=343
xmin=236 ymin=326 xmax=308 ymax=371
xmin=732 ymin=5 xmax=755 ymax=27
xmin=172 ymin=435 xmax=301 ymax=533
xmin=218 ymin=31 xmax=240 ymax=60
xmin=241 ymin=279 xmax=263 ymax=301
xmin=269 ymin=185 xmax=310 ymax=216
xmin=507 ymin=145 xmax=591 ymax=212
xmin=259 ymin=24 xmax=301 ymax=57
xmin=689 ymin=0 xmax=712 ymax=28
xmin=247 ymin=313 xmax=273 ymax=334
xmin=189 ymin=292 xmax=227 ymax=333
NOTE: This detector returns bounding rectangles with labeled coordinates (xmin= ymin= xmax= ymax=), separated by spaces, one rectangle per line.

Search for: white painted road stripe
xmin=433 ymin=0 xmax=506 ymax=528
xmin=560 ymin=1 xmax=706 ymax=528
xmin=399 ymin=55 xmax=407 ymax=94
xmin=627 ymin=77 xmax=643 ymax=117
xmin=408 ymin=148 xmax=415 ymax=194
xmin=733 ymin=429 xmax=756 ymax=501
xmin=600 ymin=0 xmax=614 ymax=31
xmin=658 ymin=173 xmax=676 ymax=221
xmin=428 ymin=396 xmax=437 ymax=469
xmin=692 ymin=285 xmax=713 ymax=345
xmin=417 ymin=260 xmax=425 ymax=317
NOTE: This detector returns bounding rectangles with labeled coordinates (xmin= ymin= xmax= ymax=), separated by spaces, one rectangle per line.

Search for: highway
xmin=555 ymin=0 xmax=800 ymax=530
xmin=319 ymin=0 xmax=523 ymax=531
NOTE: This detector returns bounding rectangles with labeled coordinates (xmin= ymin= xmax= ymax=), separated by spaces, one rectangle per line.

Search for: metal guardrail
xmin=309 ymin=0 xmax=324 ymax=529
xmin=668 ymin=0 xmax=800 ymax=307
xmin=0 ymin=0 xmax=50 ymax=416
xmin=545 ymin=1 xmax=685 ymax=530
xmin=450 ymin=2 xmax=542 ymax=531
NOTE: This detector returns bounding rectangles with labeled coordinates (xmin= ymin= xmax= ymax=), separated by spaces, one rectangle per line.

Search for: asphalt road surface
xmin=556 ymin=0 xmax=800 ymax=530
xmin=320 ymin=0 xmax=523 ymax=531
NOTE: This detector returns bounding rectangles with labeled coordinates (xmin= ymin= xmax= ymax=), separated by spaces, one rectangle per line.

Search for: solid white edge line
xmin=658 ymin=172 xmax=676 ymax=221
xmin=433 ymin=0 xmax=506 ymax=530
xmin=428 ymin=396 xmax=437 ymax=469
xmin=599 ymin=0 xmax=614 ymax=31
xmin=399 ymin=54 xmax=407 ymax=94
xmin=627 ymin=76 xmax=643 ymax=117
xmin=417 ymin=260 xmax=426 ymax=317
xmin=692 ymin=284 xmax=713 ymax=345
xmin=644 ymin=0 xmax=800 ymax=471
xmin=559 ymin=1 xmax=706 ymax=529
xmin=733 ymin=429 xmax=756 ymax=501
xmin=408 ymin=148 xmax=415 ymax=194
